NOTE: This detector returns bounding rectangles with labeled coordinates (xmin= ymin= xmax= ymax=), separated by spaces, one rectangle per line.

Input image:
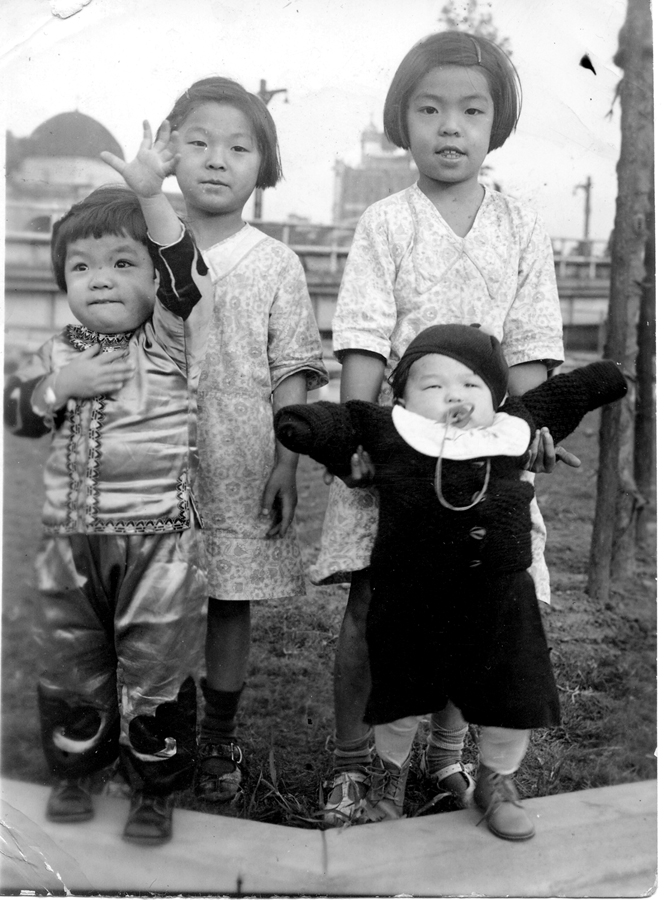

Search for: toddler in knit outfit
xmin=275 ymin=323 xmax=626 ymax=840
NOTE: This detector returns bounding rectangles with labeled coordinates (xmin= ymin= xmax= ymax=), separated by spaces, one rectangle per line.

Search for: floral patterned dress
xmin=310 ymin=184 xmax=564 ymax=603
xmin=198 ymin=225 xmax=328 ymax=600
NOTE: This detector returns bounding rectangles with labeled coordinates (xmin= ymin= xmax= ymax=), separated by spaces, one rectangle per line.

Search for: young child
xmin=163 ymin=77 xmax=327 ymax=802
xmin=312 ymin=30 xmax=576 ymax=825
xmin=276 ymin=324 xmax=626 ymax=840
xmin=4 ymin=138 xmax=211 ymax=846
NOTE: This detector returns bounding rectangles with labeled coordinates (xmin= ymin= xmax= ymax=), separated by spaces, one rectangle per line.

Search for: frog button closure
xmin=469 ymin=526 xmax=486 ymax=540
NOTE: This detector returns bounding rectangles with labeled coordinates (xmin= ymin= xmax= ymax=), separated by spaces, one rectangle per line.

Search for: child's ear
xmin=153 ymin=269 xmax=160 ymax=292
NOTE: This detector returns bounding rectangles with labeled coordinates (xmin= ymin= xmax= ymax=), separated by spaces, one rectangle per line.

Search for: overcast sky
xmin=2 ymin=0 xmax=641 ymax=241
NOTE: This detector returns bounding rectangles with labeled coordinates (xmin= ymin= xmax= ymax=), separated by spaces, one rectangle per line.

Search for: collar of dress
xmin=391 ymin=404 xmax=531 ymax=459
xmin=66 ymin=325 xmax=134 ymax=353
xmin=202 ymin=223 xmax=268 ymax=282
xmin=408 ymin=185 xmax=507 ymax=299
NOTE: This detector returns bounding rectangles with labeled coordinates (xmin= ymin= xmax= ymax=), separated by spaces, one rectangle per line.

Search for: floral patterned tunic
xmin=198 ymin=225 xmax=328 ymax=600
xmin=311 ymin=184 xmax=564 ymax=602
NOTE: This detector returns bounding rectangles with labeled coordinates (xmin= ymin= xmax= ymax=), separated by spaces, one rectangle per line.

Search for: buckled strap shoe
xmin=195 ymin=740 xmax=243 ymax=803
xmin=420 ymin=756 xmax=475 ymax=808
xmin=322 ymin=768 xmax=371 ymax=827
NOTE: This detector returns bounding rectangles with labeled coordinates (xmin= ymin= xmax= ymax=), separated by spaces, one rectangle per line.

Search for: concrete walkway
xmin=0 ymin=778 xmax=656 ymax=897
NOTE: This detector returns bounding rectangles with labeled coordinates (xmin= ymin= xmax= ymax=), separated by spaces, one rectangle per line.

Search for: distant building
xmin=332 ymin=122 xmax=417 ymax=226
xmin=6 ymin=110 xmax=185 ymax=233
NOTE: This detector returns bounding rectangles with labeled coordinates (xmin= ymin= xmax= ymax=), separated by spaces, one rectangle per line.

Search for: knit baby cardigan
xmin=276 ymin=361 xmax=627 ymax=577
xmin=277 ymin=361 xmax=626 ymax=725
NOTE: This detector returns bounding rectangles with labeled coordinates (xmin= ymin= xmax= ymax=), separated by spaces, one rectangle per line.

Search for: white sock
xmin=375 ymin=716 xmax=420 ymax=768
xmin=479 ymin=726 xmax=530 ymax=775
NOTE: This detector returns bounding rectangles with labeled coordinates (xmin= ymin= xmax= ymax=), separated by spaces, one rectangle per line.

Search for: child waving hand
xmin=7 ymin=120 xmax=211 ymax=845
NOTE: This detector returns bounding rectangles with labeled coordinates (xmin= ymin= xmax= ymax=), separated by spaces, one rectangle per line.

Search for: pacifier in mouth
xmin=444 ymin=403 xmax=474 ymax=428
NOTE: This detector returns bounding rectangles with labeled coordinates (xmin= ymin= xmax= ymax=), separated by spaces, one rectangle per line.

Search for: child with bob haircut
xmin=312 ymin=31 xmax=578 ymax=826
xmin=276 ymin=323 xmax=626 ymax=840
xmin=4 ymin=130 xmax=211 ymax=845
xmin=383 ymin=29 xmax=522 ymax=154
xmin=165 ymin=76 xmax=327 ymax=803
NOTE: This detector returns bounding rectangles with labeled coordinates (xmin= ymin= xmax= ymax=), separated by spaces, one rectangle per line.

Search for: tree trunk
xmin=634 ymin=196 xmax=655 ymax=545
xmin=587 ymin=0 xmax=653 ymax=600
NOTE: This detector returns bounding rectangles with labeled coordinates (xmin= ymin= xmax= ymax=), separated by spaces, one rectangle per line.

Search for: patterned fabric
xmin=4 ymin=230 xmax=211 ymax=535
xmin=198 ymin=225 xmax=328 ymax=601
xmin=311 ymin=184 xmax=564 ymax=598
xmin=333 ymin=184 xmax=564 ymax=386
xmin=65 ymin=326 xmax=133 ymax=354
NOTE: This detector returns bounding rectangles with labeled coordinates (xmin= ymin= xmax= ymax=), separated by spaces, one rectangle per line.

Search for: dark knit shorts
xmin=364 ymin=568 xmax=561 ymax=729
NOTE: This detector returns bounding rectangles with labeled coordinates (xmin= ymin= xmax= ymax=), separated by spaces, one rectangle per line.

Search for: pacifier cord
xmin=434 ymin=412 xmax=491 ymax=512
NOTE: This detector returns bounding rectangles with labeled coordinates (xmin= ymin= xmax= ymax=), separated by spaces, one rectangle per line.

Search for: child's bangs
xmin=51 ymin=186 xmax=148 ymax=290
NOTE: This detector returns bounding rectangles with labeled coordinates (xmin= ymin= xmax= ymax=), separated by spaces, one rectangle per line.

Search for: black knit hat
xmin=391 ymin=324 xmax=509 ymax=409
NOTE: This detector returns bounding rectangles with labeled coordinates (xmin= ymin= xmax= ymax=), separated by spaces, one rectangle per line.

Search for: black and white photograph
xmin=1 ymin=0 xmax=656 ymax=895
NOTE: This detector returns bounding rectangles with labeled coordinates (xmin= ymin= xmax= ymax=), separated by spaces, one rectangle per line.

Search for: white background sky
xmin=1 ymin=0 xmax=647 ymax=242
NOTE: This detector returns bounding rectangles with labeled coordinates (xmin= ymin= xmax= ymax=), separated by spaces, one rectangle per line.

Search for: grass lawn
xmin=1 ymin=395 xmax=656 ymax=827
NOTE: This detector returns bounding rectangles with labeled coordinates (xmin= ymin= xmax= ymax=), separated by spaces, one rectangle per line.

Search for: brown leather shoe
xmin=474 ymin=764 xmax=535 ymax=841
xmin=123 ymin=791 xmax=173 ymax=845
xmin=364 ymin=754 xmax=411 ymax=822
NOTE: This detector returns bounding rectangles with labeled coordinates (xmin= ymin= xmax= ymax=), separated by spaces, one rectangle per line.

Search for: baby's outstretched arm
xmin=275 ymin=402 xmax=364 ymax=478
xmin=521 ymin=361 xmax=627 ymax=446
xmin=101 ymin=120 xmax=181 ymax=246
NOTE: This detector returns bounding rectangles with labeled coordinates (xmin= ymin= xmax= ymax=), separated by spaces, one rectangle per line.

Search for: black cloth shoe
xmin=46 ymin=778 xmax=94 ymax=823
xmin=122 ymin=791 xmax=174 ymax=845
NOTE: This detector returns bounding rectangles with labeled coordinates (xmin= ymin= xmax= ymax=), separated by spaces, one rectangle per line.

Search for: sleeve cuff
xmin=147 ymin=221 xmax=186 ymax=250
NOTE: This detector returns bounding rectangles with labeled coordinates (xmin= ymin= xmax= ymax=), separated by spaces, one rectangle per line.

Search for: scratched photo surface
xmin=2 ymin=0 xmax=655 ymax=896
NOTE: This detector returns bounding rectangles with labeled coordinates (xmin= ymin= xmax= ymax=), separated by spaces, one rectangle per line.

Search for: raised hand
xmin=100 ymin=120 xmax=179 ymax=199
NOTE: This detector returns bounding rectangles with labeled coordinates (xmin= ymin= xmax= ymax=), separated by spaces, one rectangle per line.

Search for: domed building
xmin=4 ymin=110 xmax=186 ymax=354
xmin=6 ymin=111 xmax=126 ymax=233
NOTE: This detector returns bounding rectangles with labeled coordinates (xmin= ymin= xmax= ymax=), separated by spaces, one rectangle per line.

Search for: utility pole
xmin=574 ymin=176 xmax=593 ymax=252
xmin=254 ymin=79 xmax=287 ymax=221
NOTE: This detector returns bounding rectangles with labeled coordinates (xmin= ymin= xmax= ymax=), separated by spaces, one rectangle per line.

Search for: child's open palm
xmin=55 ymin=345 xmax=135 ymax=405
xmin=100 ymin=120 xmax=179 ymax=199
